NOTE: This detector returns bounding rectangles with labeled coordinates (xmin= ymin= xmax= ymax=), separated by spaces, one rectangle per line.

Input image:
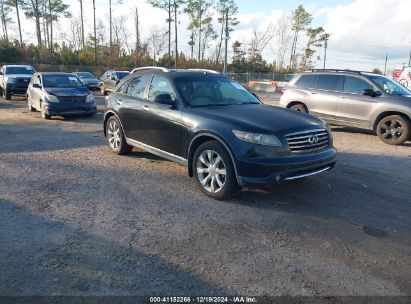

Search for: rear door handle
xmin=117 ymin=100 xmax=123 ymax=105
xmin=339 ymin=96 xmax=348 ymax=99
xmin=311 ymin=92 xmax=317 ymax=95
xmin=143 ymin=105 xmax=150 ymax=111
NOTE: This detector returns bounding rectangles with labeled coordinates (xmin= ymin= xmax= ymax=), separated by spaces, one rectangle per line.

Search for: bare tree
xmin=79 ymin=0 xmax=84 ymax=48
xmin=289 ymin=5 xmax=312 ymax=69
xmin=215 ymin=0 xmax=238 ymax=64
xmin=0 ymin=0 xmax=12 ymax=40
xmin=148 ymin=25 xmax=167 ymax=65
xmin=5 ymin=0 xmax=23 ymax=46
xmin=274 ymin=13 xmax=292 ymax=70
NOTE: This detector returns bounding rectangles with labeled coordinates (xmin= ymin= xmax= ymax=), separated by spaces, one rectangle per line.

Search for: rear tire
xmin=289 ymin=103 xmax=308 ymax=113
xmin=106 ymin=116 xmax=133 ymax=155
xmin=27 ymin=96 xmax=35 ymax=112
xmin=376 ymin=115 xmax=410 ymax=145
xmin=193 ymin=140 xmax=238 ymax=200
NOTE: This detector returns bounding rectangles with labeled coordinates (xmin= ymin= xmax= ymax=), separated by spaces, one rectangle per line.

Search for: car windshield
xmin=116 ymin=72 xmax=129 ymax=79
xmin=5 ymin=66 xmax=35 ymax=75
xmin=175 ymin=77 xmax=260 ymax=107
xmin=76 ymin=72 xmax=95 ymax=79
xmin=43 ymin=75 xmax=85 ymax=88
xmin=369 ymin=75 xmax=411 ymax=96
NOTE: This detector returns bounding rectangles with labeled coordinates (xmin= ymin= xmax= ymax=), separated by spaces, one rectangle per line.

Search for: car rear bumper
xmin=44 ymin=103 xmax=97 ymax=116
xmin=237 ymin=148 xmax=337 ymax=187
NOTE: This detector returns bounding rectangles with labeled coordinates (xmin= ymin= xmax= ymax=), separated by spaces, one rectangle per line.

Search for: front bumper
xmin=6 ymin=82 xmax=29 ymax=94
xmin=237 ymin=148 xmax=337 ymax=187
xmin=44 ymin=102 xmax=97 ymax=116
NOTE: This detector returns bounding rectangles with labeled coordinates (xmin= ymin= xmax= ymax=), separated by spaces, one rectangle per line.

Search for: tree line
xmin=0 ymin=1 xmax=329 ymax=73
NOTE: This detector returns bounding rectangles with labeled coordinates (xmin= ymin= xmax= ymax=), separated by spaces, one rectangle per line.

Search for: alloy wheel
xmin=379 ymin=118 xmax=404 ymax=142
xmin=196 ymin=150 xmax=227 ymax=194
xmin=107 ymin=120 xmax=121 ymax=150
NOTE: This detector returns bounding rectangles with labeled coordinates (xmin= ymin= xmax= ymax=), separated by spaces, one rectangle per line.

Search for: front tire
xmin=41 ymin=103 xmax=51 ymax=119
xmin=193 ymin=140 xmax=238 ymax=200
xmin=100 ymin=84 xmax=107 ymax=96
xmin=3 ymin=87 xmax=11 ymax=100
xmin=376 ymin=115 xmax=410 ymax=145
xmin=289 ymin=103 xmax=308 ymax=113
xmin=106 ymin=116 xmax=133 ymax=155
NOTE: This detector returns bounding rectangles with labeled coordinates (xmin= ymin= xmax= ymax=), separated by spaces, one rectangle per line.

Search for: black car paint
xmin=104 ymin=70 xmax=337 ymax=187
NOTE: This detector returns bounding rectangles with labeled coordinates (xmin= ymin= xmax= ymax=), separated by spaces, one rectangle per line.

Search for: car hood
xmin=189 ymin=104 xmax=325 ymax=134
xmin=44 ymin=87 xmax=90 ymax=96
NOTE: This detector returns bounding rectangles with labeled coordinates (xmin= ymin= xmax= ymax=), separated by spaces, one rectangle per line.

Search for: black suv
xmin=104 ymin=67 xmax=337 ymax=199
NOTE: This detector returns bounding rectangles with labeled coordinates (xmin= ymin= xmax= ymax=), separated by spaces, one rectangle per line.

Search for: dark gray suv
xmin=279 ymin=69 xmax=411 ymax=145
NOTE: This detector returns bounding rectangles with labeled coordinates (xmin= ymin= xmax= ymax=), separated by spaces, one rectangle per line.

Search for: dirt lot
xmin=0 ymin=94 xmax=410 ymax=297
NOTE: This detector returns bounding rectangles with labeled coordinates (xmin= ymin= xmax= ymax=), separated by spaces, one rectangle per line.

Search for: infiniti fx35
xmin=104 ymin=67 xmax=337 ymax=200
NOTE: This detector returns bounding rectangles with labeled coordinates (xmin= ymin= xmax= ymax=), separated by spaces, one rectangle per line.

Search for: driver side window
xmin=148 ymin=75 xmax=176 ymax=103
xmin=344 ymin=76 xmax=373 ymax=94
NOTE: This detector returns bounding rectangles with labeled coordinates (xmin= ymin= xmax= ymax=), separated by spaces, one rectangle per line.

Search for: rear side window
xmin=316 ymin=75 xmax=343 ymax=91
xmin=343 ymin=76 xmax=373 ymax=94
xmin=126 ymin=75 xmax=150 ymax=98
xmin=294 ymin=75 xmax=315 ymax=88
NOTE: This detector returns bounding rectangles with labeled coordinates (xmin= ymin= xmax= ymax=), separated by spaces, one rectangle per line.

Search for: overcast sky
xmin=9 ymin=0 xmax=411 ymax=71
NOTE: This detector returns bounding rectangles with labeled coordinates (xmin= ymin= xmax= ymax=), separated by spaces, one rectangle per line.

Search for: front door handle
xmin=339 ymin=96 xmax=348 ymax=99
xmin=311 ymin=92 xmax=318 ymax=95
xmin=143 ymin=105 xmax=150 ymax=111
xmin=117 ymin=100 xmax=123 ymax=105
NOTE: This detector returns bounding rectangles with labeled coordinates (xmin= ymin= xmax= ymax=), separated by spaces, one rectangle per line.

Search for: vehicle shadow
xmin=0 ymin=198 xmax=230 ymax=296
xmin=232 ymin=152 xmax=411 ymax=236
xmin=0 ymin=123 xmax=104 ymax=153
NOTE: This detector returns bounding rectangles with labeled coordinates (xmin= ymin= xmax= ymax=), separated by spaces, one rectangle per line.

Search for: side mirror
xmin=32 ymin=83 xmax=41 ymax=89
xmin=111 ymin=76 xmax=117 ymax=81
xmin=0 ymin=71 xmax=3 ymax=76
xmin=154 ymin=93 xmax=174 ymax=105
xmin=363 ymin=89 xmax=381 ymax=97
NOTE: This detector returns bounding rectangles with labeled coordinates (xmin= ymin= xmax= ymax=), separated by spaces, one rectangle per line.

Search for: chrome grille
xmin=285 ymin=129 xmax=329 ymax=153
xmin=57 ymin=96 xmax=87 ymax=103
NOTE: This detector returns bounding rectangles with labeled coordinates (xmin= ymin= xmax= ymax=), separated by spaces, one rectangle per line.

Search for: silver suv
xmin=279 ymin=69 xmax=411 ymax=145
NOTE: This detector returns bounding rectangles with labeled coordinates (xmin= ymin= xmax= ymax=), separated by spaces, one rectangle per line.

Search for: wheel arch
xmin=187 ymin=132 xmax=239 ymax=183
xmin=103 ymin=110 xmax=124 ymax=137
xmin=372 ymin=111 xmax=411 ymax=130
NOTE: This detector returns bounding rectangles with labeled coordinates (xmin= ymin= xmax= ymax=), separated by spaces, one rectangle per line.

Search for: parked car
xmin=0 ymin=65 xmax=36 ymax=100
xmin=397 ymin=67 xmax=411 ymax=89
xmin=103 ymin=67 xmax=336 ymax=200
xmin=72 ymin=71 xmax=100 ymax=90
xmin=279 ymin=69 xmax=411 ymax=145
xmin=100 ymin=70 xmax=129 ymax=95
xmin=27 ymin=72 xmax=97 ymax=119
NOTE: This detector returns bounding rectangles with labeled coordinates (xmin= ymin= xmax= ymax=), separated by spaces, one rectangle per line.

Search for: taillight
xmin=280 ymin=88 xmax=287 ymax=95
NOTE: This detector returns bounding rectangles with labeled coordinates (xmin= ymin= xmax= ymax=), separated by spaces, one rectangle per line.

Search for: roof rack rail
xmin=188 ymin=69 xmax=220 ymax=74
xmin=306 ymin=69 xmax=363 ymax=74
xmin=131 ymin=66 xmax=169 ymax=73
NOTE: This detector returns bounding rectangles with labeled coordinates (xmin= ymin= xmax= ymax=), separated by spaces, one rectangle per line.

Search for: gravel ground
xmin=0 ymin=94 xmax=410 ymax=297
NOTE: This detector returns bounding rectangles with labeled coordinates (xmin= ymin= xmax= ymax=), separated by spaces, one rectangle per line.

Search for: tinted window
xmin=175 ymin=77 xmax=260 ymax=107
xmin=369 ymin=75 xmax=411 ymax=96
xmin=77 ymin=72 xmax=95 ymax=79
xmin=294 ymin=75 xmax=315 ymax=88
xmin=343 ymin=76 xmax=373 ymax=94
xmin=6 ymin=66 xmax=35 ymax=75
xmin=316 ymin=75 xmax=343 ymax=91
xmin=43 ymin=75 xmax=84 ymax=88
xmin=148 ymin=75 xmax=176 ymax=102
xmin=115 ymin=72 xmax=129 ymax=80
xmin=127 ymin=75 xmax=150 ymax=98
xmin=117 ymin=80 xmax=130 ymax=94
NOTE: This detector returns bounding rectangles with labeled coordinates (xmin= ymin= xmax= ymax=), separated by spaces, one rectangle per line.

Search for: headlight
xmin=45 ymin=94 xmax=60 ymax=103
xmin=233 ymin=130 xmax=282 ymax=146
xmin=86 ymin=94 xmax=95 ymax=103
xmin=6 ymin=77 xmax=16 ymax=83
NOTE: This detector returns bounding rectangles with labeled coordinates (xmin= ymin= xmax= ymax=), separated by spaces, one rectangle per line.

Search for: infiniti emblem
xmin=308 ymin=135 xmax=319 ymax=145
